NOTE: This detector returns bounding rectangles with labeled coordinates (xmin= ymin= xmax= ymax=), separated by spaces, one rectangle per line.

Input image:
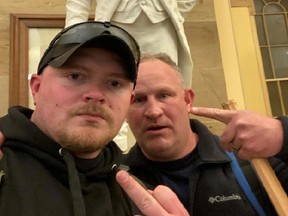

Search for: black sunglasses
xmin=37 ymin=21 xmax=140 ymax=75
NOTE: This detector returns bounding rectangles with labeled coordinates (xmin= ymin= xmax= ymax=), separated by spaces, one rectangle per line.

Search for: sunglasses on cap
xmin=37 ymin=21 xmax=140 ymax=82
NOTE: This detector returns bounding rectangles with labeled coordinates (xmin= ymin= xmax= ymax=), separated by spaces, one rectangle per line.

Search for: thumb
xmin=191 ymin=107 xmax=234 ymax=124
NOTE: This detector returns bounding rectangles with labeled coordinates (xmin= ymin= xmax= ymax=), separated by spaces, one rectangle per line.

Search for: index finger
xmin=191 ymin=107 xmax=234 ymax=124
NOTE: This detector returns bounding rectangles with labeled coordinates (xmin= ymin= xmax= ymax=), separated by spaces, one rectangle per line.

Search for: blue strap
xmin=226 ymin=151 xmax=266 ymax=216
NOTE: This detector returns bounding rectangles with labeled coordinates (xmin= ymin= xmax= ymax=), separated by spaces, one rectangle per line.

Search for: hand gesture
xmin=191 ymin=107 xmax=283 ymax=159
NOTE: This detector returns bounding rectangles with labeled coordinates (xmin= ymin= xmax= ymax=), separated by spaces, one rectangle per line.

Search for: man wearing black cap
xmin=0 ymin=21 xmax=188 ymax=216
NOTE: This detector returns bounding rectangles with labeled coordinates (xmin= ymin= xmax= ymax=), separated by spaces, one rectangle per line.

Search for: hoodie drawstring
xmin=60 ymin=148 xmax=86 ymax=216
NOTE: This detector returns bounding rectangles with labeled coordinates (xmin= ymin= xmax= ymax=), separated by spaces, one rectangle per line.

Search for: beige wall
xmin=0 ymin=0 xmax=66 ymax=115
xmin=0 ymin=0 xmax=227 ymax=134
xmin=186 ymin=1 xmax=228 ymax=134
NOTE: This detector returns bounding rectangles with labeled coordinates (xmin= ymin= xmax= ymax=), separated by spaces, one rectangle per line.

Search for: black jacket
xmin=123 ymin=119 xmax=276 ymax=216
xmin=0 ymin=106 xmax=134 ymax=216
xmin=268 ymin=116 xmax=288 ymax=197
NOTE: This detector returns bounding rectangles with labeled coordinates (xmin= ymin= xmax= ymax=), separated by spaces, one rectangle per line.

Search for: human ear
xmin=29 ymin=74 xmax=42 ymax=105
xmin=184 ymin=89 xmax=195 ymax=113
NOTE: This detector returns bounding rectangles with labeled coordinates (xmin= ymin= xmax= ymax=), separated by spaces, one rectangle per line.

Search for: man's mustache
xmin=68 ymin=105 xmax=114 ymax=122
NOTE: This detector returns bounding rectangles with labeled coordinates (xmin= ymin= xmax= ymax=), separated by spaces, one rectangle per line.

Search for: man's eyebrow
xmin=133 ymin=91 xmax=146 ymax=97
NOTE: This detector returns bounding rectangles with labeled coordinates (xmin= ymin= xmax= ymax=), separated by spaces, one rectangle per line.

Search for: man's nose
xmin=144 ymin=98 xmax=163 ymax=119
xmin=82 ymin=85 xmax=106 ymax=104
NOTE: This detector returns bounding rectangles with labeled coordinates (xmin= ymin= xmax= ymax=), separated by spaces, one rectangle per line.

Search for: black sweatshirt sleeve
xmin=275 ymin=116 xmax=288 ymax=162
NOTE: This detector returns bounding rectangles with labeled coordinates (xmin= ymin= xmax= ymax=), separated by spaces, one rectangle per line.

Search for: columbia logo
xmin=208 ymin=194 xmax=241 ymax=203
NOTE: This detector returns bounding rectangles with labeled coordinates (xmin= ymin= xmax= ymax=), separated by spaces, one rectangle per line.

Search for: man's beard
xmin=56 ymin=128 xmax=114 ymax=154
xmin=55 ymin=104 xmax=117 ymax=154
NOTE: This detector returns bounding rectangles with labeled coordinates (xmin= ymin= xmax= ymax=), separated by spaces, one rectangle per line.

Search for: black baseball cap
xmin=38 ymin=21 xmax=140 ymax=83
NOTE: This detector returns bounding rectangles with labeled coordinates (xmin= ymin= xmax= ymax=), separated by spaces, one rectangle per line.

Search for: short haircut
xmin=140 ymin=53 xmax=185 ymax=87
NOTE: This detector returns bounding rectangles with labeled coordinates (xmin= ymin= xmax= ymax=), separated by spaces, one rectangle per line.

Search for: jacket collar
xmin=190 ymin=119 xmax=230 ymax=163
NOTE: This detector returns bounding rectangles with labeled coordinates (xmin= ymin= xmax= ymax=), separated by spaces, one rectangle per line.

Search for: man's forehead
xmin=134 ymin=83 xmax=175 ymax=95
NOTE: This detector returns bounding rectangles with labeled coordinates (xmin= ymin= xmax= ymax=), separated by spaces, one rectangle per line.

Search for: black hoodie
xmin=0 ymin=106 xmax=134 ymax=216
